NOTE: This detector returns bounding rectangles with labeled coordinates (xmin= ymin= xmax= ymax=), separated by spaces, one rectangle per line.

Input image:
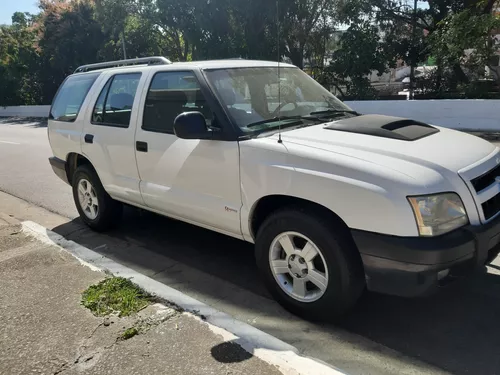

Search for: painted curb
xmin=21 ymin=220 xmax=346 ymax=375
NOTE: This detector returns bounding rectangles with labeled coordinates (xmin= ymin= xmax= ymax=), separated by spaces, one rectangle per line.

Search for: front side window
xmin=50 ymin=72 xmax=100 ymax=122
xmin=204 ymin=67 xmax=354 ymax=134
xmin=142 ymin=71 xmax=213 ymax=134
xmin=92 ymin=73 xmax=142 ymax=128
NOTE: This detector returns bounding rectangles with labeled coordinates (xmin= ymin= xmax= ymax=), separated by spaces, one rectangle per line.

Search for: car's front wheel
xmin=255 ymin=207 xmax=365 ymax=321
xmin=72 ymin=165 xmax=122 ymax=232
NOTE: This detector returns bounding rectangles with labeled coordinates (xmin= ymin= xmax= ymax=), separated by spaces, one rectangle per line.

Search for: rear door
xmin=134 ymin=70 xmax=242 ymax=237
xmin=81 ymin=71 xmax=147 ymax=204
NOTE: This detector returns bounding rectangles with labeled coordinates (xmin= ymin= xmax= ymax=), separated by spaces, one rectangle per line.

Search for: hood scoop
xmin=324 ymin=114 xmax=439 ymax=141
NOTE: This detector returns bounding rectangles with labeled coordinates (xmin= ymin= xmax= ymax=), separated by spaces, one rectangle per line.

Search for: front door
xmin=134 ymin=70 xmax=242 ymax=238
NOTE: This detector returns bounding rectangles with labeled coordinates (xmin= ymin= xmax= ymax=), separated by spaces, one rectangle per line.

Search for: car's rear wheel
xmin=255 ymin=207 xmax=365 ymax=321
xmin=72 ymin=165 xmax=122 ymax=232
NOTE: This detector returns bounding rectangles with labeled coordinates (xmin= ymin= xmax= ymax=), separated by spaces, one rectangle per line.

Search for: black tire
xmin=72 ymin=164 xmax=123 ymax=232
xmin=255 ymin=207 xmax=365 ymax=321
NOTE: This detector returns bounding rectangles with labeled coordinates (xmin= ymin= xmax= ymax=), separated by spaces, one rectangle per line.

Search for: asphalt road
xmin=2 ymin=117 xmax=500 ymax=375
xmin=0 ymin=118 xmax=76 ymax=218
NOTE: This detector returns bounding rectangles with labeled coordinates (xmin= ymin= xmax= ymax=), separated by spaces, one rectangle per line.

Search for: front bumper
xmin=352 ymin=215 xmax=500 ymax=297
xmin=49 ymin=157 xmax=69 ymax=185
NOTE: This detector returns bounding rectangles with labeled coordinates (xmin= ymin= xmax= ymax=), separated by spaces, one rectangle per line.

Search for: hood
xmin=277 ymin=114 xmax=496 ymax=173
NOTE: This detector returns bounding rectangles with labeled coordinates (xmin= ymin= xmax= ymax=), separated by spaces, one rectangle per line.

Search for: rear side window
xmin=50 ymin=73 xmax=100 ymax=122
xmin=92 ymin=73 xmax=142 ymax=128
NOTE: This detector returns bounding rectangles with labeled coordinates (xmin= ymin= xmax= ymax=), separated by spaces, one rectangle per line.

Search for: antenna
xmin=276 ymin=0 xmax=282 ymax=144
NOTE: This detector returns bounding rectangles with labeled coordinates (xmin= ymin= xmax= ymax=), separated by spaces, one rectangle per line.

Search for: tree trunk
xmin=288 ymin=47 xmax=304 ymax=69
xmin=435 ymin=56 xmax=443 ymax=91
xmin=482 ymin=0 xmax=497 ymax=13
xmin=452 ymin=63 xmax=469 ymax=84
xmin=183 ymin=39 xmax=189 ymax=61
xmin=332 ymin=82 xmax=346 ymax=98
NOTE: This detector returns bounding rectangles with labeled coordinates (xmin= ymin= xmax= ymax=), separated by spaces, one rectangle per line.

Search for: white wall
xmin=0 ymin=105 xmax=50 ymax=118
xmin=1 ymin=100 xmax=500 ymax=131
xmin=345 ymin=100 xmax=500 ymax=131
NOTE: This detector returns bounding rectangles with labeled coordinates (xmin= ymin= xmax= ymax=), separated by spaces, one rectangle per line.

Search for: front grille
xmin=471 ymin=163 xmax=500 ymax=192
xmin=482 ymin=192 xmax=500 ymax=220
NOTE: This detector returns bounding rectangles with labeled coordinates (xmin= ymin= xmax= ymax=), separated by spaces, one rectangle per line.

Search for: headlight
xmin=408 ymin=193 xmax=468 ymax=236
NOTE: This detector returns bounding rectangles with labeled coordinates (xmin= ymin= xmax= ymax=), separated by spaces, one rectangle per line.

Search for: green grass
xmin=81 ymin=277 xmax=153 ymax=317
xmin=121 ymin=327 xmax=139 ymax=340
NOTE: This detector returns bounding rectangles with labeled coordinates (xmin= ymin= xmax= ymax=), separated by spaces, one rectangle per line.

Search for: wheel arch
xmin=65 ymin=153 xmax=96 ymax=185
xmin=249 ymin=194 xmax=352 ymax=242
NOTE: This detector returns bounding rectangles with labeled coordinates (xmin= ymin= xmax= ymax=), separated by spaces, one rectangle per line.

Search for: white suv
xmin=48 ymin=56 xmax=500 ymax=320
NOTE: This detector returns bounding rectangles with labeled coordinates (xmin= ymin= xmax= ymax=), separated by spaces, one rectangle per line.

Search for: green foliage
xmin=37 ymin=0 xmax=108 ymax=103
xmin=429 ymin=7 xmax=500 ymax=87
xmin=279 ymin=0 xmax=336 ymax=68
xmin=0 ymin=13 xmax=41 ymax=105
xmin=314 ymin=22 xmax=395 ymax=99
xmin=121 ymin=327 xmax=139 ymax=340
xmin=1 ymin=0 xmax=499 ymax=105
xmin=81 ymin=277 xmax=153 ymax=317
xmin=96 ymin=0 xmax=167 ymax=60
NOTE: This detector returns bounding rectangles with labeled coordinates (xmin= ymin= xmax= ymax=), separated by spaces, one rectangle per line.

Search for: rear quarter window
xmin=50 ymin=72 xmax=100 ymax=122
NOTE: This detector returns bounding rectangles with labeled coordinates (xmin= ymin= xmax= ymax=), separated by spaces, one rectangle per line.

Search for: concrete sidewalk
xmin=0 ymin=218 xmax=283 ymax=375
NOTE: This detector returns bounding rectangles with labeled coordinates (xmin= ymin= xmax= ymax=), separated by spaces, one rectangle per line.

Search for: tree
xmin=279 ymin=0 xmax=336 ymax=68
xmin=148 ymin=0 xmax=247 ymax=61
xmin=340 ymin=0 xmax=500 ymax=89
xmin=94 ymin=0 xmax=132 ymax=59
xmin=37 ymin=0 xmax=108 ymax=103
xmin=95 ymin=0 xmax=167 ymax=60
xmin=317 ymin=22 xmax=395 ymax=98
xmin=0 ymin=12 xmax=41 ymax=105
xmin=304 ymin=13 xmax=335 ymax=70
xmin=3 ymin=0 xmax=497 ymax=105
xmin=142 ymin=0 xmax=197 ymax=61
xmin=428 ymin=6 xmax=500 ymax=91
xmin=232 ymin=0 xmax=279 ymax=60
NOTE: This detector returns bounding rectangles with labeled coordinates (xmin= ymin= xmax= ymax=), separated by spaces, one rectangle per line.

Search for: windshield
xmin=204 ymin=67 xmax=354 ymax=133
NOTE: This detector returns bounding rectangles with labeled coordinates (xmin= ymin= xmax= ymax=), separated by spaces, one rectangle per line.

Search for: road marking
xmin=0 ymin=141 xmax=20 ymax=145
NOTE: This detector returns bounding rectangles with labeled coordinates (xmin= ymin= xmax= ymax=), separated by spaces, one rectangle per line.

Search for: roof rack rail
xmin=74 ymin=56 xmax=171 ymax=73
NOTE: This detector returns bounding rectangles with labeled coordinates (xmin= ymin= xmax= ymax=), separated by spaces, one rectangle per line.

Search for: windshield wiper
xmin=246 ymin=115 xmax=322 ymax=128
xmin=309 ymin=109 xmax=359 ymax=117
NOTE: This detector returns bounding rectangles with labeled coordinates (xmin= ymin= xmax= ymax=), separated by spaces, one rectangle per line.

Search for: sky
xmin=1 ymin=0 xmax=39 ymax=25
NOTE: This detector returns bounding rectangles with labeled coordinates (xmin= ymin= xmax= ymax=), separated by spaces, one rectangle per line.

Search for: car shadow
xmin=0 ymin=117 xmax=47 ymax=127
xmin=340 ymin=274 xmax=500 ymax=374
xmin=51 ymin=207 xmax=500 ymax=375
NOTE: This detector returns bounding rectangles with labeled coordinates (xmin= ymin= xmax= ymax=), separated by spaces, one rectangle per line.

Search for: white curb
xmin=21 ymin=220 xmax=345 ymax=375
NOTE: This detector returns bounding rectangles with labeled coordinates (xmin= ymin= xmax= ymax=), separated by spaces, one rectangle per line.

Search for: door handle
xmin=84 ymin=134 xmax=94 ymax=144
xmin=136 ymin=141 xmax=148 ymax=152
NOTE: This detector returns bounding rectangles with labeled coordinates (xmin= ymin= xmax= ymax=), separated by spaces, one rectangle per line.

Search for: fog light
xmin=437 ymin=269 xmax=450 ymax=280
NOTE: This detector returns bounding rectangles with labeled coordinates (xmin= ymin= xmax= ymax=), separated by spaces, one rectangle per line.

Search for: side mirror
xmin=173 ymin=111 xmax=211 ymax=140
